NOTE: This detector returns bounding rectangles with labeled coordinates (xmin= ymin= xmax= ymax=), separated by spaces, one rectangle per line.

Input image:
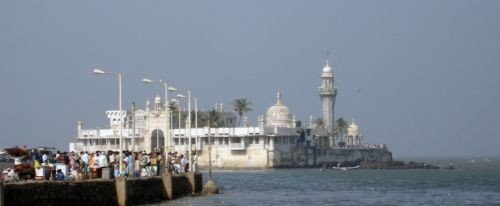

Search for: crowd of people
xmin=29 ymin=149 xmax=194 ymax=181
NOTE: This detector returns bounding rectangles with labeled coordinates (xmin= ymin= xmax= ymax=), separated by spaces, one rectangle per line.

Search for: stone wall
xmin=124 ymin=177 xmax=166 ymax=205
xmin=2 ymin=173 xmax=203 ymax=206
xmin=326 ymin=148 xmax=393 ymax=163
xmin=4 ymin=179 xmax=117 ymax=206
xmin=197 ymin=145 xmax=392 ymax=169
xmin=171 ymin=175 xmax=190 ymax=198
xmin=197 ymin=148 xmax=270 ymax=169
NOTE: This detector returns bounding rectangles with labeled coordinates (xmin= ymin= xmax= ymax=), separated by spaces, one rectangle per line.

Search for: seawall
xmin=1 ymin=173 xmax=202 ymax=206
xmin=197 ymin=148 xmax=393 ymax=169
xmin=327 ymin=148 xmax=393 ymax=163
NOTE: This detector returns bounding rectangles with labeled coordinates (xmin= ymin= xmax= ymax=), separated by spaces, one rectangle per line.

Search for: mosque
xmin=70 ymin=60 xmax=390 ymax=169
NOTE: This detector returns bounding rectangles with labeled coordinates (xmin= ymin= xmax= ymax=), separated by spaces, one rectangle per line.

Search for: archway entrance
xmin=151 ymin=129 xmax=165 ymax=152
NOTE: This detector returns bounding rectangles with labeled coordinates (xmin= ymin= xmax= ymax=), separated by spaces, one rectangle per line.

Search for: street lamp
xmin=143 ymin=78 xmax=177 ymax=158
xmin=175 ymin=91 xmax=193 ymax=172
xmin=194 ymin=97 xmax=198 ymax=173
xmin=92 ymin=68 xmax=124 ymax=175
xmin=174 ymin=95 xmax=185 ymax=131
xmin=170 ymin=99 xmax=178 ymax=151
xmin=176 ymin=94 xmax=187 ymax=155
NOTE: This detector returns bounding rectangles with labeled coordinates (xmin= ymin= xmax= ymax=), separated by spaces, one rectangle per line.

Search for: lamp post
xmin=142 ymin=78 xmax=177 ymax=156
xmin=171 ymin=99 xmax=179 ymax=150
xmin=176 ymin=94 xmax=187 ymax=155
xmin=194 ymin=97 xmax=198 ymax=173
xmin=93 ymin=68 xmax=124 ymax=175
xmin=175 ymin=91 xmax=193 ymax=172
xmin=176 ymin=94 xmax=186 ymax=131
xmin=132 ymin=102 xmax=136 ymax=152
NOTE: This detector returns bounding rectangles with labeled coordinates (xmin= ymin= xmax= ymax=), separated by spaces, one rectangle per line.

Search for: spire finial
xmin=326 ymin=50 xmax=330 ymax=66
xmin=322 ymin=50 xmax=332 ymax=73
xmin=276 ymin=90 xmax=282 ymax=104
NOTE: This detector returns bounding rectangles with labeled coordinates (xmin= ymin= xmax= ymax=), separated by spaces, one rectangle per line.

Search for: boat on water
xmin=331 ymin=162 xmax=360 ymax=170
xmin=332 ymin=165 xmax=360 ymax=170
xmin=444 ymin=164 xmax=456 ymax=170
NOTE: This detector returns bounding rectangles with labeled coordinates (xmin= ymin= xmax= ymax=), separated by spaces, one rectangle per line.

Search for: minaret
xmin=257 ymin=115 xmax=265 ymax=128
xmin=308 ymin=115 xmax=314 ymax=129
xmin=318 ymin=59 xmax=337 ymax=140
xmin=154 ymin=94 xmax=162 ymax=111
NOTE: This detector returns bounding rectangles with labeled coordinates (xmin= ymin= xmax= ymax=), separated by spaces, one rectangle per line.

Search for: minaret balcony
xmin=318 ymin=88 xmax=336 ymax=95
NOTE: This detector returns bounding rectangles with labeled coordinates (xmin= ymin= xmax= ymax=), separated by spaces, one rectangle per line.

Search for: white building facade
xmin=70 ymin=60 xmax=381 ymax=169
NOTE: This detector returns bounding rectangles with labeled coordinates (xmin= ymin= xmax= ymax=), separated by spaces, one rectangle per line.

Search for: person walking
xmin=98 ymin=151 xmax=108 ymax=178
xmin=127 ymin=152 xmax=134 ymax=177
xmin=81 ymin=151 xmax=89 ymax=179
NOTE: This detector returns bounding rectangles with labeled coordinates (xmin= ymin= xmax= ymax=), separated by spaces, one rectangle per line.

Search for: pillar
xmin=0 ymin=181 xmax=4 ymax=206
xmin=115 ymin=176 xmax=127 ymax=206
xmin=161 ymin=173 xmax=173 ymax=200
xmin=187 ymin=172 xmax=202 ymax=195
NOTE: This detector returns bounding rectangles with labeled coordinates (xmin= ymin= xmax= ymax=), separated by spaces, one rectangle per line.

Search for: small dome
xmin=154 ymin=94 xmax=162 ymax=104
xmin=266 ymin=91 xmax=293 ymax=128
xmin=347 ymin=121 xmax=360 ymax=136
xmin=323 ymin=64 xmax=332 ymax=73
xmin=322 ymin=60 xmax=332 ymax=73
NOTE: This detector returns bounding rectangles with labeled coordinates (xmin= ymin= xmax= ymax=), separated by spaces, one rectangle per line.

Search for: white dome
xmin=322 ymin=60 xmax=332 ymax=73
xmin=154 ymin=94 xmax=162 ymax=104
xmin=266 ymin=91 xmax=293 ymax=128
xmin=323 ymin=64 xmax=332 ymax=73
xmin=347 ymin=121 xmax=360 ymax=136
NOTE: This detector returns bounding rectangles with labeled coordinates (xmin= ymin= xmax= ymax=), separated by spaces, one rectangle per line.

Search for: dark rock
xmin=359 ymin=160 xmax=440 ymax=169
xmin=202 ymin=180 xmax=219 ymax=195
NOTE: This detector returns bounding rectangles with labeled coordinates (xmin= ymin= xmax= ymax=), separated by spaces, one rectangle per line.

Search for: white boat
xmin=332 ymin=163 xmax=360 ymax=170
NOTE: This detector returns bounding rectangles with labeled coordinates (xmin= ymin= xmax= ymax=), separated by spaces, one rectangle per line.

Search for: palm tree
xmin=232 ymin=98 xmax=252 ymax=126
xmin=168 ymin=102 xmax=180 ymax=128
xmin=201 ymin=109 xmax=224 ymax=128
xmin=314 ymin=118 xmax=325 ymax=128
xmin=335 ymin=118 xmax=348 ymax=144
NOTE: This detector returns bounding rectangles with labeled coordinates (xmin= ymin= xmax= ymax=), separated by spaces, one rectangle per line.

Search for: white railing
xmin=230 ymin=142 xmax=245 ymax=150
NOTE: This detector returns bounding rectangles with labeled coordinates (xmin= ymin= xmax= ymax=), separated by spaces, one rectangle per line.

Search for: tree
xmin=314 ymin=118 xmax=325 ymax=128
xmin=201 ymin=109 xmax=224 ymax=128
xmin=168 ymin=102 xmax=180 ymax=128
xmin=335 ymin=118 xmax=349 ymax=145
xmin=232 ymin=98 xmax=252 ymax=126
xmin=190 ymin=110 xmax=205 ymax=128
xmin=204 ymin=108 xmax=225 ymax=180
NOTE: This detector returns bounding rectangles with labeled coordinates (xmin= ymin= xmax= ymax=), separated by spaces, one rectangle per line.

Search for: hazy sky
xmin=1 ymin=1 xmax=499 ymax=157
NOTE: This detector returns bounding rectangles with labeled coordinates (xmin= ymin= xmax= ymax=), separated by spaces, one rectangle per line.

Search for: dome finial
xmin=276 ymin=90 xmax=282 ymax=104
xmin=322 ymin=51 xmax=332 ymax=73
xmin=326 ymin=50 xmax=330 ymax=67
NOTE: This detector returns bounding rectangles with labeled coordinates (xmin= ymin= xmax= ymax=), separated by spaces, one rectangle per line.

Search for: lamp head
xmin=93 ymin=69 xmax=107 ymax=75
xmin=142 ymin=78 xmax=154 ymax=83
xmin=167 ymin=87 xmax=177 ymax=91
xmin=177 ymin=94 xmax=186 ymax=98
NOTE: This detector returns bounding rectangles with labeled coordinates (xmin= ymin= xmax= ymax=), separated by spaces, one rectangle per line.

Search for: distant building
xmin=318 ymin=60 xmax=337 ymax=146
xmin=69 ymin=59 xmax=389 ymax=168
xmin=346 ymin=120 xmax=363 ymax=147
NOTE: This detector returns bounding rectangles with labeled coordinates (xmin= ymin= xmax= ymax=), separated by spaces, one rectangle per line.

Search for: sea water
xmin=158 ymin=157 xmax=500 ymax=206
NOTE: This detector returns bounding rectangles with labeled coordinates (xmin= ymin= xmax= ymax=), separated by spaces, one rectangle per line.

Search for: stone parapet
xmin=3 ymin=173 xmax=203 ymax=206
xmin=0 ymin=182 xmax=4 ymax=206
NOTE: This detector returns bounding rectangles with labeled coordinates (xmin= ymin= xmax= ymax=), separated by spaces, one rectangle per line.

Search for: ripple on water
xmin=157 ymin=168 xmax=500 ymax=206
